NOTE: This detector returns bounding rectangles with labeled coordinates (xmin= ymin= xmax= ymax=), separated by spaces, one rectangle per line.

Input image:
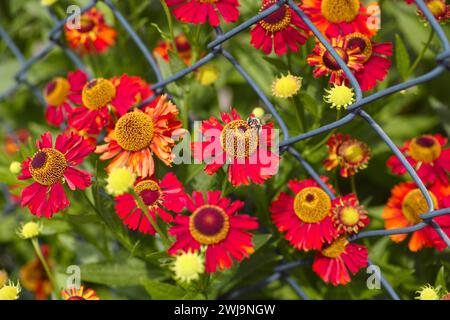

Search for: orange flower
xmin=382 ymin=182 xmax=450 ymax=252
xmin=61 ymin=285 xmax=99 ymax=300
xmin=96 ymin=95 xmax=186 ymax=177
xmin=153 ymin=34 xmax=192 ymax=65
xmin=65 ymin=8 xmax=116 ymax=54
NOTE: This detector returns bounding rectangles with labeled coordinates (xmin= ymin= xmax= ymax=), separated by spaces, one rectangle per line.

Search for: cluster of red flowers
xmin=384 ymin=134 xmax=450 ymax=251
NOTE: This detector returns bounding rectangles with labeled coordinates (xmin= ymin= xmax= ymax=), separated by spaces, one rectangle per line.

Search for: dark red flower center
xmin=189 ymin=205 xmax=230 ymax=245
xmin=45 ymin=81 xmax=57 ymax=95
xmin=78 ymin=17 xmax=96 ymax=33
xmin=345 ymin=32 xmax=373 ymax=63
xmin=322 ymin=47 xmax=349 ymax=71
xmin=44 ymin=77 xmax=70 ymax=106
xmin=260 ymin=1 xmax=291 ymax=32
xmin=416 ymin=136 xmax=436 ymax=147
xmin=409 ymin=135 xmax=442 ymax=163
xmin=29 ymin=148 xmax=67 ymax=186
xmin=68 ymin=296 xmax=85 ymax=300
xmin=134 ymin=180 xmax=161 ymax=208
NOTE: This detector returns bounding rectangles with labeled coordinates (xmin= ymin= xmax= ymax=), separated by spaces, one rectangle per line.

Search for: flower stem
xmin=159 ymin=0 xmax=176 ymax=49
xmin=31 ymin=238 xmax=59 ymax=298
xmin=408 ymin=27 xmax=434 ymax=77
xmin=133 ymin=191 xmax=171 ymax=248
xmin=350 ymin=175 xmax=357 ymax=196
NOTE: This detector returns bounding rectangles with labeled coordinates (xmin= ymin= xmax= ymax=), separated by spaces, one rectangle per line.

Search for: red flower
xmin=312 ymin=236 xmax=368 ymax=286
xmin=114 ymin=172 xmax=187 ymax=235
xmin=331 ymin=193 xmax=369 ymax=235
xmin=405 ymin=0 xmax=450 ymax=23
xmin=18 ymin=132 xmax=94 ymax=218
xmin=168 ymin=191 xmax=258 ymax=273
xmin=68 ymin=74 xmax=140 ymax=134
xmin=44 ymin=70 xmax=88 ymax=127
xmin=387 ymin=134 xmax=450 ymax=185
xmin=191 ymin=109 xmax=279 ymax=186
xmin=301 ymin=0 xmax=378 ymax=38
xmin=307 ymin=35 xmax=365 ymax=87
xmin=65 ymin=8 xmax=117 ymax=54
xmin=250 ymin=0 xmax=308 ymax=55
xmin=165 ymin=0 xmax=240 ymax=27
xmin=270 ymin=177 xmax=338 ymax=251
xmin=382 ymin=181 xmax=450 ymax=252
xmin=324 ymin=133 xmax=371 ymax=177
xmin=345 ymin=32 xmax=393 ymax=91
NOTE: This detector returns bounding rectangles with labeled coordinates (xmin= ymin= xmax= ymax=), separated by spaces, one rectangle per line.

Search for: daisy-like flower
xmin=171 ymin=250 xmax=205 ymax=283
xmin=96 ymin=95 xmax=185 ymax=177
xmin=68 ymin=74 xmax=140 ymax=135
xmin=0 ymin=281 xmax=21 ymax=300
xmin=65 ymin=8 xmax=117 ymax=55
xmin=153 ymin=34 xmax=192 ymax=65
xmin=324 ymin=84 xmax=355 ymax=110
xmin=250 ymin=0 xmax=309 ymax=55
xmin=168 ymin=191 xmax=259 ymax=273
xmin=345 ymin=32 xmax=393 ymax=91
xmin=382 ymin=181 xmax=450 ymax=252
xmin=165 ymin=0 xmax=240 ymax=27
xmin=18 ymin=132 xmax=94 ymax=218
xmin=271 ymin=73 xmax=302 ymax=98
xmin=324 ymin=133 xmax=371 ymax=178
xmin=191 ymin=108 xmax=279 ymax=186
xmin=312 ymin=236 xmax=368 ymax=286
xmin=114 ymin=172 xmax=187 ymax=235
xmin=301 ymin=0 xmax=378 ymax=38
xmin=307 ymin=35 xmax=365 ymax=87
xmin=270 ymin=177 xmax=338 ymax=251
xmin=20 ymin=245 xmax=52 ymax=300
xmin=387 ymin=134 xmax=450 ymax=185
xmin=331 ymin=194 xmax=369 ymax=235
xmin=44 ymin=70 xmax=87 ymax=127
xmin=61 ymin=286 xmax=99 ymax=300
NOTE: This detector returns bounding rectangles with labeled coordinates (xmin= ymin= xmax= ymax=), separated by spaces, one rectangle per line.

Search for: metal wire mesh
xmin=1 ymin=0 xmax=449 ymax=300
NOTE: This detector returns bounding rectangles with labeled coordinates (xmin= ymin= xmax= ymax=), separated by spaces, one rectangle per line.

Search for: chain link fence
xmin=1 ymin=0 xmax=449 ymax=300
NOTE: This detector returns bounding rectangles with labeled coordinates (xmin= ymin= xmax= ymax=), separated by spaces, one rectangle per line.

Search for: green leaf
xmin=142 ymin=279 xmax=187 ymax=300
xmin=434 ymin=266 xmax=447 ymax=292
xmin=80 ymin=259 xmax=163 ymax=287
xmin=395 ymin=34 xmax=411 ymax=81
xmin=253 ymin=234 xmax=272 ymax=251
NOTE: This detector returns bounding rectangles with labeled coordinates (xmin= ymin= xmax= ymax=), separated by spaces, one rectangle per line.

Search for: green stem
xmin=408 ymin=28 xmax=434 ymax=77
xmin=159 ymin=0 xmax=176 ymax=48
xmin=305 ymin=109 xmax=341 ymax=156
xmin=132 ymin=191 xmax=170 ymax=248
xmin=350 ymin=175 xmax=357 ymax=196
xmin=291 ymin=97 xmax=305 ymax=133
xmin=31 ymin=238 xmax=59 ymax=298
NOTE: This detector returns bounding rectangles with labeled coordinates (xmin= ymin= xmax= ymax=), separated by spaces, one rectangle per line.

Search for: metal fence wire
xmin=1 ymin=0 xmax=450 ymax=300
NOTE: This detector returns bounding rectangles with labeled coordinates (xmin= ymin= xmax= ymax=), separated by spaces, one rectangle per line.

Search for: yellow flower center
xmin=346 ymin=32 xmax=372 ymax=63
xmin=293 ymin=187 xmax=332 ymax=223
xmin=134 ymin=180 xmax=161 ymax=207
xmin=340 ymin=207 xmax=360 ymax=226
xmin=321 ymin=236 xmax=348 ymax=258
xmin=260 ymin=1 xmax=292 ymax=32
xmin=44 ymin=77 xmax=70 ymax=106
xmin=402 ymin=188 xmax=438 ymax=224
xmin=189 ymin=205 xmax=230 ymax=245
xmin=172 ymin=251 xmax=205 ymax=283
xmin=417 ymin=285 xmax=440 ymax=300
xmin=339 ymin=141 xmax=365 ymax=164
xmin=115 ymin=111 xmax=155 ymax=152
xmin=272 ymin=74 xmax=302 ymax=98
xmin=324 ymin=84 xmax=355 ymax=110
xmin=321 ymin=0 xmax=360 ymax=23
xmin=105 ymin=167 xmax=135 ymax=196
xmin=409 ymin=135 xmax=442 ymax=163
xmin=20 ymin=222 xmax=41 ymax=239
xmin=428 ymin=0 xmax=446 ymax=17
xmin=0 ymin=283 xmax=20 ymax=300
xmin=82 ymin=78 xmax=116 ymax=111
xmin=220 ymin=120 xmax=259 ymax=158
xmin=29 ymin=148 xmax=67 ymax=186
